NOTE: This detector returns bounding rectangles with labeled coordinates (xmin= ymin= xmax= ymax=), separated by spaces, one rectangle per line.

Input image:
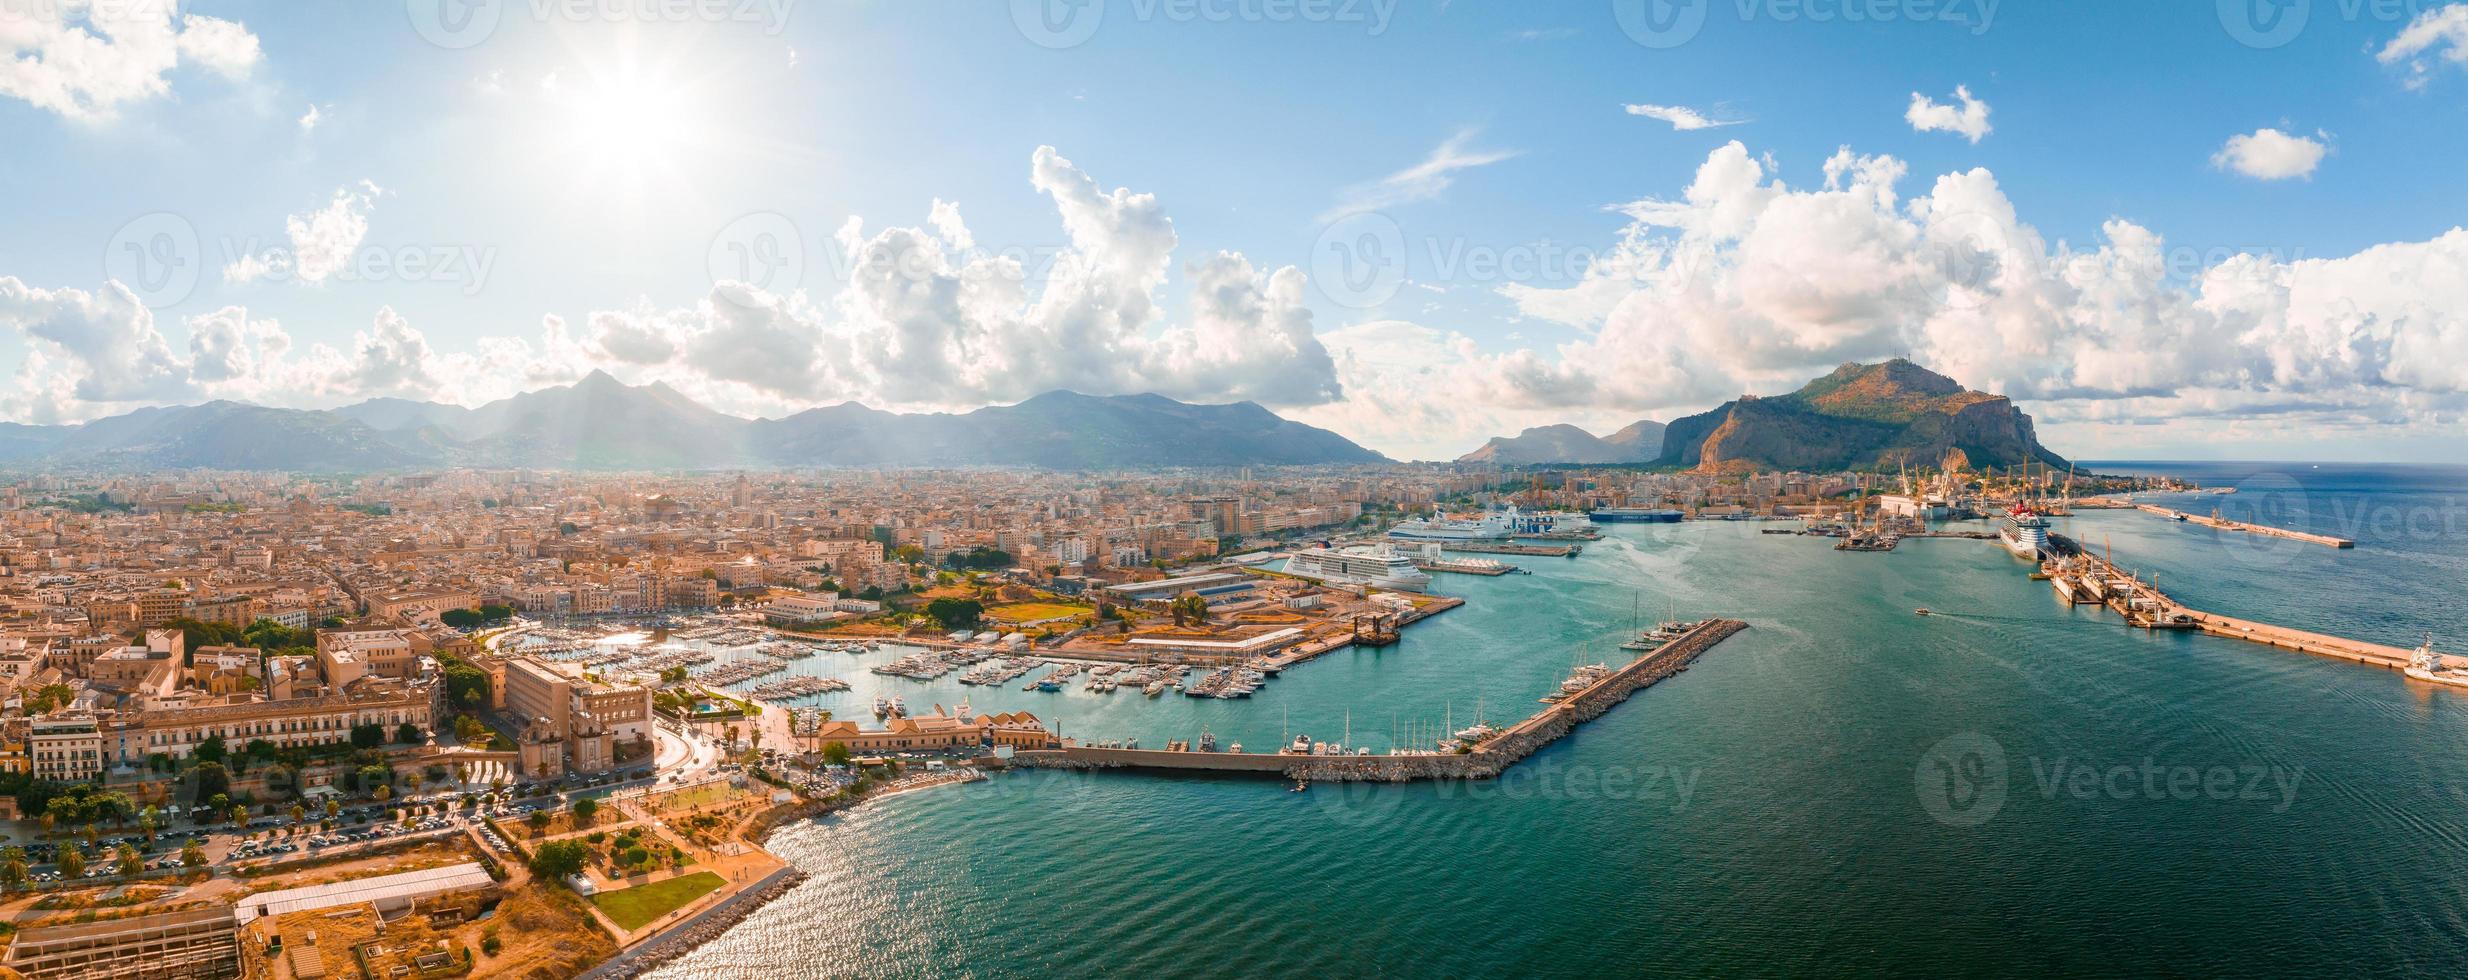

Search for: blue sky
xmin=3 ymin=0 xmax=2466 ymax=460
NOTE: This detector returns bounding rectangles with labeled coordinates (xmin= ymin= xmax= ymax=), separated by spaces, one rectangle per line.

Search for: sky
xmin=3 ymin=0 xmax=2467 ymax=462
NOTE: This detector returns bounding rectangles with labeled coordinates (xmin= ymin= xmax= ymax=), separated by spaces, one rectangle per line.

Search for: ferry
xmin=871 ymin=696 xmax=890 ymax=718
xmin=1387 ymin=505 xmax=1525 ymax=542
xmin=1285 ymin=543 xmax=1434 ymax=592
xmin=1999 ymin=503 xmax=2052 ymax=560
xmin=1586 ymin=506 xmax=1684 ymax=523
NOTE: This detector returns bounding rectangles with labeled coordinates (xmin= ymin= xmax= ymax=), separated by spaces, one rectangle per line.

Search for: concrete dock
xmin=1442 ymin=540 xmax=1582 ymax=557
xmin=2040 ymin=551 xmax=2452 ymax=672
xmin=2135 ymin=503 xmax=2354 ymax=548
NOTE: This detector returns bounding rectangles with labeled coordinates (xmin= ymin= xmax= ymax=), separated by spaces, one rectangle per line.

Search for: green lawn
xmin=591 ymin=871 xmax=726 ymax=931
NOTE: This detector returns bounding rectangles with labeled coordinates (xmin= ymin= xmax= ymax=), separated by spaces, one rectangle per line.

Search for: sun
xmin=539 ymin=53 xmax=713 ymax=202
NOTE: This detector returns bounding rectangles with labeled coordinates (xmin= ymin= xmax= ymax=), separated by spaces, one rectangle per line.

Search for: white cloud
xmin=2379 ymin=3 xmax=2468 ymax=88
xmin=1905 ymin=85 xmax=1992 ymax=143
xmin=0 ymin=0 xmax=262 ymax=120
xmin=225 ymin=182 xmax=384 ymax=285
xmin=2211 ymin=128 xmax=2328 ymax=180
xmin=1624 ymin=103 xmax=1746 ymax=131
xmin=298 ymin=103 xmax=322 ymax=131
xmin=0 ymin=277 xmax=191 ymax=403
xmin=1450 ymin=141 xmax=2468 ymax=456
xmin=1322 ymin=129 xmax=1517 ymax=220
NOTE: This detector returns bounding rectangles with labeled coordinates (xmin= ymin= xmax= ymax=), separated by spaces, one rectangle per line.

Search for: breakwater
xmin=580 ymin=867 xmax=809 ymax=980
xmin=1014 ymin=619 xmax=1749 ymax=783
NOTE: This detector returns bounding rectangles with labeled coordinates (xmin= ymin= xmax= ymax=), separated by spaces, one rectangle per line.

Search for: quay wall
xmin=2135 ymin=504 xmax=2355 ymax=548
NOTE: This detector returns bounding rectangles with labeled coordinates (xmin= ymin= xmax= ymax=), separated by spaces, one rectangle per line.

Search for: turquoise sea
xmin=651 ymin=463 xmax=2468 ymax=978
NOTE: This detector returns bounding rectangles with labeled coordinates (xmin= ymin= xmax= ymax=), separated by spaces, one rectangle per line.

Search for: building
xmin=501 ymin=655 xmax=653 ymax=774
xmin=805 ymin=711 xmax=1052 ymax=754
xmin=1 ymin=905 xmax=240 ymax=979
xmin=764 ymin=594 xmax=842 ymax=625
xmin=316 ymin=629 xmax=417 ymax=684
xmin=30 ymin=714 xmax=105 ymax=781
xmin=130 ymin=679 xmax=440 ymax=762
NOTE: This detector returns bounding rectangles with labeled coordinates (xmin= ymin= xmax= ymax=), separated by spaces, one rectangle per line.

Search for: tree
xmin=441 ymin=607 xmax=484 ymax=629
xmin=56 ymin=846 xmax=83 ymax=879
xmin=374 ymin=784 xmax=393 ymax=802
xmin=289 ymin=804 xmax=307 ymax=824
xmin=527 ymin=811 xmax=551 ymax=831
xmin=529 ymin=839 xmax=589 ymax=879
xmin=924 ymin=597 xmax=984 ymax=630
xmin=350 ymin=723 xmax=386 ymax=750
xmin=396 ymin=723 xmax=422 ymax=745
xmin=115 ymin=844 xmax=143 ymax=878
xmin=193 ymin=762 xmax=231 ymax=805
xmin=182 ymin=841 xmax=207 ymax=868
xmin=193 ymin=734 xmax=228 ymax=765
xmin=0 ymin=847 xmax=26 ymax=891
xmin=821 ymin=742 xmax=853 ymax=767
xmin=478 ymin=603 xmax=515 ymax=622
xmin=229 ymin=804 xmax=249 ymax=827
xmin=356 ymin=765 xmax=392 ymax=794
xmin=572 ymin=798 xmax=599 ymax=827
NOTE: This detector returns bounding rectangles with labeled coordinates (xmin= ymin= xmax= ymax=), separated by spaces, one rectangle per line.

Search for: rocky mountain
xmin=3 ymin=374 xmax=1385 ymax=472
xmin=1654 ymin=359 xmax=2069 ymax=474
xmin=1456 ymin=420 xmax=1664 ymax=465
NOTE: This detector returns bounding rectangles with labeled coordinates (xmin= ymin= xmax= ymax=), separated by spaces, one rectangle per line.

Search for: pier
xmin=2040 ymin=551 xmax=2452 ymax=672
xmin=2135 ymin=504 xmax=2354 ymax=548
xmin=1412 ymin=556 xmax=1518 ymax=576
xmin=1012 ymin=619 xmax=1750 ymax=782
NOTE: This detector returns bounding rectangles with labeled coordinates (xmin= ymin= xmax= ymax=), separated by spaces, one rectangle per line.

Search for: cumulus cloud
xmin=1624 ymin=103 xmax=1746 ymax=131
xmin=0 ymin=277 xmax=191 ymax=403
xmin=225 ymin=182 xmax=384 ymax=285
xmin=1464 ymin=140 xmax=2468 ymax=452
xmin=298 ymin=102 xmax=322 ymax=131
xmin=2379 ymin=3 xmax=2468 ymax=88
xmin=1322 ymin=129 xmax=1517 ymax=220
xmin=0 ymin=0 xmax=262 ymax=120
xmin=1906 ymin=85 xmax=1992 ymax=143
xmin=2212 ymin=128 xmax=2328 ymax=180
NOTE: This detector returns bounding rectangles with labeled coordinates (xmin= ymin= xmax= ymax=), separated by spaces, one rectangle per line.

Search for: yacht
xmin=2405 ymin=635 xmax=2468 ymax=689
xmin=1999 ymin=504 xmax=2052 ymax=560
xmin=871 ymin=696 xmax=890 ymax=718
xmin=1286 ymin=543 xmax=1434 ymax=592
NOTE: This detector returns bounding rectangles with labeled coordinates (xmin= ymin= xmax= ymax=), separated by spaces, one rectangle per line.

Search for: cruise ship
xmin=1287 ymin=544 xmax=1434 ymax=592
xmin=1999 ymin=504 xmax=2052 ymax=560
xmin=1386 ymin=505 xmax=1523 ymax=542
xmin=1586 ymin=506 xmax=1684 ymax=523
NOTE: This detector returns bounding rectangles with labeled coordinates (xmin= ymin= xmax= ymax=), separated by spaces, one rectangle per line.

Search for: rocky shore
xmin=579 ymin=867 xmax=809 ymax=980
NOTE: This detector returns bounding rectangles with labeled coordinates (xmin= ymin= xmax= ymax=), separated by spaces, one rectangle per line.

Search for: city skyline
xmin=6 ymin=2 xmax=2468 ymax=462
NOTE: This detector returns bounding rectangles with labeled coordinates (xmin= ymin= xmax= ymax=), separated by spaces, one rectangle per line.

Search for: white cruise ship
xmin=1999 ymin=504 xmax=2052 ymax=560
xmin=1287 ymin=544 xmax=1434 ymax=592
xmin=1387 ymin=505 xmax=1521 ymax=542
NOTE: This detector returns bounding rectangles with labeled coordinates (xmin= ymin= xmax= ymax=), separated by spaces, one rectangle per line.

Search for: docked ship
xmin=1386 ymin=505 xmax=1524 ymax=542
xmin=1999 ymin=503 xmax=2052 ymax=560
xmin=1587 ymin=506 xmax=1684 ymax=523
xmin=2404 ymin=635 xmax=2468 ymax=689
xmin=1286 ymin=544 xmax=1433 ymax=592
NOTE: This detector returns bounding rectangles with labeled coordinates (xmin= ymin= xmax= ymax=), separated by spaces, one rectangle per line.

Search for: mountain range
xmin=1653 ymin=359 xmax=2071 ymax=473
xmin=1455 ymin=420 xmax=1665 ymax=465
xmin=0 ymin=372 xmax=1387 ymax=472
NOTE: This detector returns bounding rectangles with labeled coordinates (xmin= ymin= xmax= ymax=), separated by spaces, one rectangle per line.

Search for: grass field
xmin=592 ymin=871 xmax=727 ymax=931
xmin=986 ymin=602 xmax=1091 ymax=622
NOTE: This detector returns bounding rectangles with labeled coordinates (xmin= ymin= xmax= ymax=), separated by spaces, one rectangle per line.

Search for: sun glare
xmin=539 ymin=52 xmax=718 ymax=204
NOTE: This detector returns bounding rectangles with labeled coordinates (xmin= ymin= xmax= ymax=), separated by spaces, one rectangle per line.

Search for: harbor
xmin=2038 ymin=547 xmax=2455 ymax=672
xmin=1012 ymin=618 xmax=1750 ymax=782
